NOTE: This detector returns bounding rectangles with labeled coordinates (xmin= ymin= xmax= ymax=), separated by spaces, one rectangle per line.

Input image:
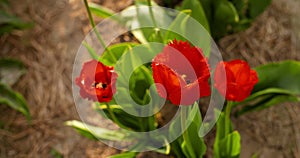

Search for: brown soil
xmin=0 ymin=0 xmax=299 ymax=157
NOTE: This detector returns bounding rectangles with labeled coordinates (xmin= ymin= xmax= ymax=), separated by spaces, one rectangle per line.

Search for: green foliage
xmin=179 ymin=0 xmax=210 ymax=32
xmin=108 ymin=152 xmax=138 ymax=158
xmin=185 ymin=0 xmax=272 ymax=39
xmin=65 ymin=120 xmax=131 ymax=141
xmin=0 ymin=83 xmax=31 ymax=120
xmin=0 ymin=1 xmax=33 ymax=35
xmin=0 ymin=58 xmax=30 ymax=120
xmin=169 ymin=103 xmax=206 ymax=158
xmin=214 ymin=110 xmax=241 ymax=158
xmin=235 ymin=61 xmax=300 ymax=115
xmin=88 ymin=2 xmax=115 ymax=18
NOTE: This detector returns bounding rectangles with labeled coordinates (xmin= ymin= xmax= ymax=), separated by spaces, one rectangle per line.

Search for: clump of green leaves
xmin=178 ymin=0 xmax=272 ymax=39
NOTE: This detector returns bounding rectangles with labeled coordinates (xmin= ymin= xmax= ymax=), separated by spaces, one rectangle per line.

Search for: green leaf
xmin=100 ymin=42 xmax=138 ymax=66
xmin=179 ymin=0 xmax=210 ymax=33
xmin=109 ymin=152 xmax=138 ymax=158
xmin=235 ymin=61 xmax=300 ymax=115
xmin=65 ymin=120 xmax=131 ymax=141
xmin=212 ymin=0 xmax=239 ymax=38
xmin=163 ymin=10 xmax=211 ymax=57
xmin=93 ymin=104 xmax=149 ymax=131
xmin=253 ymin=60 xmax=300 ymax=94
xmin=177 ymin=104 xmax=206 ymax=158
xmin=0 ymin=10 xmax=33 ymax=34
xmin=199 ymin=0 xmax=213 ymax=24
xmin=0 ymin=58 xmax=26 ymax=86
xmin=114 ymin=1 xmax=173 ymax=43
xmin=89 ymin=2 xmax=115 ymax=18
xmin=247 ymin=0 xmax=272 ymax=18
xmin=0 ymin=83 xmax=30 ymax=120
xmin=214 ymin=110 xmax=240 ymax=158
xmin=82 ymin=42 xmax=99 ymax=60
xmin=218 ymin=131 xmax=241 ymax=158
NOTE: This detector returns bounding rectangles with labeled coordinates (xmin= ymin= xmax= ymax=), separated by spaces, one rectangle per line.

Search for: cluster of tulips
xmin=67 ymin=0 xmax=300 ymax=157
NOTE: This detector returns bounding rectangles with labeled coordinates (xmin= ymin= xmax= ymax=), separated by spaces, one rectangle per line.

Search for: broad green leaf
xmin=163 ymin=10 xmax=191 ymax=43
xmin=109 ymin=152 xmax=138 ymax=158
xmin=65 ymin=120 xmax=131 ymax=141
xmin=199 ymin=0 xmax=213 ymax=24
xmin=113 ymin=43 xmax=163 ymax=110
xmin=0 ymin=58 xmax=26 ymax=86
xmin=0 ymin=83 xmax=30 ymax=120
xmin=235 ymin=61 xmax=300 ymax=115
xmin=236 ymin=93 xmax=299 ymax=116
xmin=89 ymin=2 xmax=115 ymax=18
xmin=212 ymin=0 xmax=239 ymax=38
xmin=218 ymin=131 xmax=241 ymax=158
xmin=119 ymin=1 xmax=173 ymax=43
xmin=163 ymin=10 xmax=211 ymax=57
xmin=230 ymin=0 xmax=247 ymax=16
xmin=253 ymin=60 xmax=300 ymax=94
xmin=180 ymin=104 xmax=206 ymax=158
xmin=100 ymin=42 xmax=138 ymax=66
xmin=247 ymin=0 xmax=272 ymax=18
xmin=93 ymin=103 xmax=153 ymax=131
xmin=179 ymin=0 xmax=210 ymax=33
xmin=214 ymin=110 xmax=238 ymax=158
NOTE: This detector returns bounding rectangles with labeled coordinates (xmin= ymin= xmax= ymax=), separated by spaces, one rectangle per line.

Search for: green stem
xmin=105 ymin=102 xmax=128 ymax=129
xmin=83 ymin=0 xmax=115 ymax=58
xmin=225 ymin=101 xmax=233 ymax=134
xmin=146 ymin=0 xmax=164 ymax=42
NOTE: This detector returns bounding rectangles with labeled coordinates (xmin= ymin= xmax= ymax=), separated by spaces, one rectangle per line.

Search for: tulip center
xmin=181 ymin=74 xmax=191 ymax=84
xmin=93 ymin=82 xmax=107 ymax=89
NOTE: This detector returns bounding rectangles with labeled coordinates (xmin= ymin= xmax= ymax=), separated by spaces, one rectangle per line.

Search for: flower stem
xmin=83 ymin=0 xmax=115 ymax=58
xmin=146 ymin=0 xmax=164 ymax=42
xmin=225 ymin=101 xmax=233 ymax=134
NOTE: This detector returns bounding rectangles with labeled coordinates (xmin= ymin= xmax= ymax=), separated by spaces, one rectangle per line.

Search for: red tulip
xmin=214 ymin=59 xmax=258 ymax=102
xmin=152 ymin=40 xmax=211 ymax=105
xmin=75 ymin=60 xmax=117 ymax=102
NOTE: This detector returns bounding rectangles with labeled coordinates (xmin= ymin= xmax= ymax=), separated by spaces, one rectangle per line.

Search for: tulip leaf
xmin=118 ymin=1 xmax=173 ymax=44
xmin=82 ymin=41 xmax=99 ymax=60
xmin=179 ymin=0 xmax=210 ymax=33
xmin=100 ymin=42 xmax=138 ymax=66
xmin=108 ymin=152 xmax=138 ymax=158
xmin=163 ymin=10 xmax=211 ymax=57
xmin=65 ymin=120 xmax=131 ymax=141
xmin=214 ymin=110 xmax=240 ymax=158
xmin=0 ymin=83 xmax=30 ymax=120
xmin=93 ymin=103 xmax=155 ymax=131
xmin=212 ymin=0 xmax=239 ymax=38
xmin=181 ymin=104 xmax=206 ymax=158
xmin=88 ymin=2 xmax=115 ymax=18
xmin=247 ymin=0 xmax=272 ymax=18
xmin=235 ymin=60 xmax=300 ymax=115
xmin=218 ymin=131 xmax=241 ymax=158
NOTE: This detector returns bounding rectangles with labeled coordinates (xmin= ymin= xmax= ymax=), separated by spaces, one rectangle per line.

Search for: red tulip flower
xmin=75 ymin=60 xmax=117 ymax=102
xmin=152 ymin=40 xmax=211 ymax=105
xmin=214 ymin=59 xmax=258 ymax=102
